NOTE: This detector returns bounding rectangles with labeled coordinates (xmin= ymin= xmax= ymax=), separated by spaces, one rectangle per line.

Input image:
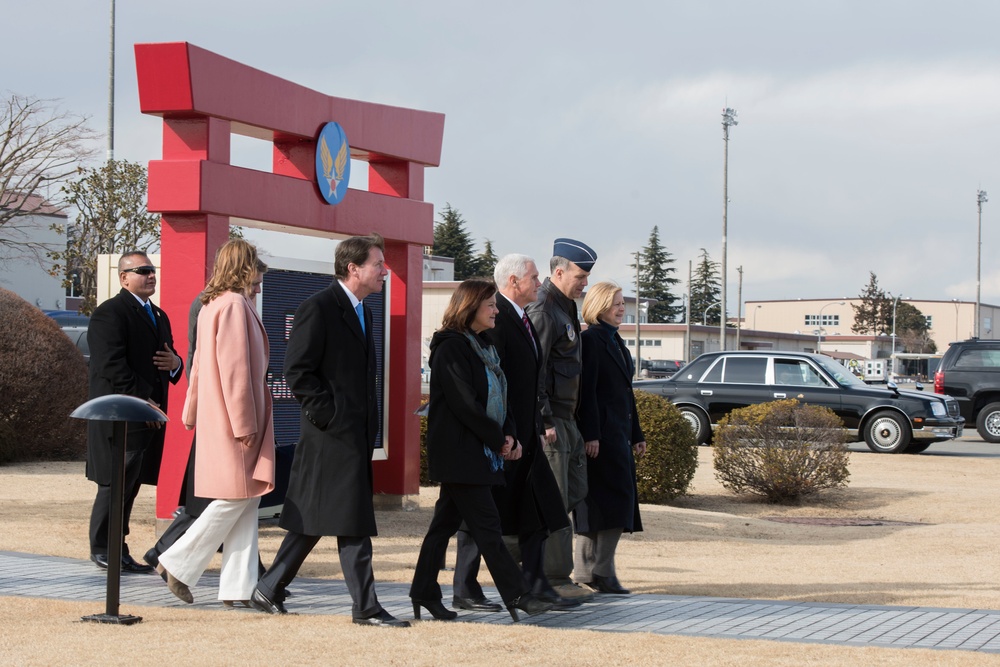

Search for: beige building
xmin=744 ymin=298 xmax=1000 ymax=356
xmin=422 ymin=281 xmax=820 ymax=370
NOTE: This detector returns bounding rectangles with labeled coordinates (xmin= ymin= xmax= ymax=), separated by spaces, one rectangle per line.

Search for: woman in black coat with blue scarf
xmin=575 ymin=281 xmax=646 ymax=595
xmin=410 ymin=278 xmax=553 ymax=622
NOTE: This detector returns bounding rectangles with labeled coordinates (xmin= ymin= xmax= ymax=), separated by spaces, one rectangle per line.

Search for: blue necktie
xmin=355 ymin=302 xmax=365 ymax=335
xmin=143 ymin=302 xmax=156 ymax=327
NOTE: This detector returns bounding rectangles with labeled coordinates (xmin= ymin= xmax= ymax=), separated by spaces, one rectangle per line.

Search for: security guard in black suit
xmin=86 ymin=251 xmax=182 ymax=572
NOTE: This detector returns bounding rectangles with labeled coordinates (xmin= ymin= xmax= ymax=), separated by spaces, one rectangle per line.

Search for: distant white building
xmin=745 ymin=298 xmax=999 ymax=355
xmin=0 ymin=194 xmax=68 ymax=310
xmin=422 ymin=252 xmax=454 ymax=281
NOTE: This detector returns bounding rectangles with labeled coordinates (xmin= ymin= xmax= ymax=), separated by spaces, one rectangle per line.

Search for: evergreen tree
xmin=631 ymin=225 xmax=681 ymax=323
xmin=48 ymin=160 xmax=160 ymax=314
xmin=432 ymin=203 xmax=477 ymax=279
xmin=894 ymin=301 xmax=936 ymax=353
xmin=690 ymin=248 xmax=722 ymax=325
xmin=472 ymin=238 xmax=498 ymax=278
xmin=851 ymin=272 xmax=891 ymax=335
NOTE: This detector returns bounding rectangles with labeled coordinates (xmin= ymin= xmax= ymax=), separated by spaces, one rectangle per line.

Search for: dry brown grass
xmin=3 ymin=445 xmax=1000 ymax=665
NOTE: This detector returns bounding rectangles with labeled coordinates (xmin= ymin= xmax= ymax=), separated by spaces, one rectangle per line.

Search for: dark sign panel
xmin=262 ymin=268 xmax=386 ymax=450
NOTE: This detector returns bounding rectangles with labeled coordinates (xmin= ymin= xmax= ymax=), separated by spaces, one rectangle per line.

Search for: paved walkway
xmin=3 ymin=550 xmax=1000 ymax=654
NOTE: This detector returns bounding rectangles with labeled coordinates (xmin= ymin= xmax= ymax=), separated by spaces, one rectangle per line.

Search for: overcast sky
xmin=5 ymin=1 xmax=1000 ymax=315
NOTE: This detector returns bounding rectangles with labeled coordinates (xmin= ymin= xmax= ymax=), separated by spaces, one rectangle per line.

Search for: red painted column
xmin=371 ymin=159 xmax=423 ymax=497
xmin=155 ymin=115 xmax=232 ymax=520
xmin=375 ymin=241 xmax=423 ymax=496
xmin=157 ymin=213 xmax=229 ymax=519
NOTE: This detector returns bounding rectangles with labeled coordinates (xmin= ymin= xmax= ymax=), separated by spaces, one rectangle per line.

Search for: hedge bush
xmin=0 ymin=288 xmax=88 ymax=463
xmin=634 ymin=389 xmax=699 ymax=503
xmin=712 ymin=398 xmax=849 ymax=503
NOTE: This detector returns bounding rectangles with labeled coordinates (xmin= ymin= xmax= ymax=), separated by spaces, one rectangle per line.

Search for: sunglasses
xmin=122 ymin=266 xmax=156 ymax=276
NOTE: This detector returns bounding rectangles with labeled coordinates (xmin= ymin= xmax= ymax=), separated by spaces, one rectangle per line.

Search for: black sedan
xmin=634 ymin=351 xmax=964 ymax=454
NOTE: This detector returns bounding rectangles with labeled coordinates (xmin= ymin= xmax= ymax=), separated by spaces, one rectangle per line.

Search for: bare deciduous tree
xmin=0 ymin=93 xmax=97 ymax=263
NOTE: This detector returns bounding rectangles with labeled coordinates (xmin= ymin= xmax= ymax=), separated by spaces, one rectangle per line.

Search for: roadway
xmin=848 ymin=433 xmax=1000 ymax=458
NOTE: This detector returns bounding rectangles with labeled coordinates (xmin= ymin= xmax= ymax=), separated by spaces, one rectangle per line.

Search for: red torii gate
xmin=134 ymin=42 xmax=444 ymax=520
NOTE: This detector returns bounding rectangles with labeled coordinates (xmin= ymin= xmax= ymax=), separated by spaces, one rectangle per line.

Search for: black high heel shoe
xmin=506 ymin=592 xmax=554 ymax=622
xmin=412 ymin=598 xmax=458 ymax=620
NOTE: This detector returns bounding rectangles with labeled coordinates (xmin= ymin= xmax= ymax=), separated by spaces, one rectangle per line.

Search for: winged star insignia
xmin=315 ymin=122 xmax=351 ymax=205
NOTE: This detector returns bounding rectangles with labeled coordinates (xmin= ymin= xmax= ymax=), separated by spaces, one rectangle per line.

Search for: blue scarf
xmin=464 ymin=332 xmax=507 ymax=472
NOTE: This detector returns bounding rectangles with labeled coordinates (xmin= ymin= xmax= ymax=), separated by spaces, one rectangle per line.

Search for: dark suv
xmin=934 ymin=339 xmax=1000 ymax=442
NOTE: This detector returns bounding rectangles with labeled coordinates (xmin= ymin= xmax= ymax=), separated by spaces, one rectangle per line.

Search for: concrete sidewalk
xmin=3 ymin=550 xmax=1000 ymax=653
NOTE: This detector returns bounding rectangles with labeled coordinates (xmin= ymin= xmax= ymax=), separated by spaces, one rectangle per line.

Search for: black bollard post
xmin=72 ymin=395 xmax=167 ymax=626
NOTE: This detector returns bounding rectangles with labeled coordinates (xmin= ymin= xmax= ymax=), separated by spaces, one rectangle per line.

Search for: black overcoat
xmin=575 ymin=322 xmax=644 ymax=533
xmin=279 ymin=281 xmax=380 ymax=537
xmin=484 ymin=297 xmax=570 ymax=538
xmin=86 ymin=288 xmax=181 ymax=486
xmin=426 ymin=329 xmax=513 ymax=486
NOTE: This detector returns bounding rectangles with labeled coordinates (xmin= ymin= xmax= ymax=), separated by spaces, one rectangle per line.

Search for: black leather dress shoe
xmin=143 ymin=548 xmax=160 ymax=570
xmin=507 ymin=592 xmax=554 ymax=622
xmin=537 ymin=589 xmax=583 ymax=610
xmin=587 ymin=574 xmax=630 ymax=595
xmin=121 ymin=553 xmax=155 ymax=574
xmin=250 ymin=589 xmax=288 ymax=615
xmin=452 ymin=596 xmax=503 ymax=612
xmin=90 ymin=553 xmax=109 ymax=570
xmin=352 ymin=609 xmax=410 ymax=628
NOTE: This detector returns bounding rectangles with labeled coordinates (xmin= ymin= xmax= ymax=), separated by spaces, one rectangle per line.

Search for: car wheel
xmin=863 ymin=410 xmax=912 ymax=453
xmin=904 ymin=442 xmax=932 ymax=454
xmin=975 ymin=402 xmax=1000 ymax=443
xmin=679 ymin=406 xmax=711 ymax=445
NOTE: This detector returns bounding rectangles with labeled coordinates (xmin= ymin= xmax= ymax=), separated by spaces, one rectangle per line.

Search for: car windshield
xmin=814 ymin=355 xmax=867 ymax=387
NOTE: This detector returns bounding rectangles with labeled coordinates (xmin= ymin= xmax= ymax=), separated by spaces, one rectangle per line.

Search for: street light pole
xmin=752 ymin=304 xmax=762 ymax=330
xmin=816 ymin=301 xmax=846 ymax=353
xmin=736 ymin=265 xmax=743 ymax=350
xmin=953 ymin=298 xmax=960 ymax=341
xmin=890 ymin=293 xmax=902 ymax=380
xmin=108 ymin=0 xmax=115 ymax=162
xmin=720 ymin=107 xmax=738 ymax=352
xmin=686 ymin=261 xmax=692 ymax=361
xmin=977 ymin=190 xmax=988 ymax=338
xmin=703 ymin=300 xmax=722 ymax=327
xmin=634 ymin=251 xmax=641 ymax=377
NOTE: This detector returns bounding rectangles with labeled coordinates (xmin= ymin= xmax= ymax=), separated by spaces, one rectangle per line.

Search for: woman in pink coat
xmin=157 ymin=239 xmax=275 ymax=605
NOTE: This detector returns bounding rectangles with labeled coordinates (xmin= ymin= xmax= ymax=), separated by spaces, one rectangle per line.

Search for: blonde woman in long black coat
xmin=575 ymin=281 xmax=646 ymax=595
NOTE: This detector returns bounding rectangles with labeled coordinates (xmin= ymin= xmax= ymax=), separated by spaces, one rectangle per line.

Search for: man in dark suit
xmin=86 ymin=251 xmax=183 ymax=572
xmin=251 ymin=233 xmax=408 ymax=628
xmin=453 ymin=254 xmax=578 ymax=610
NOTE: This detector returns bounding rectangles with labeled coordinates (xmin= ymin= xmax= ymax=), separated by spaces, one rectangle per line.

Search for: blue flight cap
xmin=552 ymin=238 xmax=597 ymax=272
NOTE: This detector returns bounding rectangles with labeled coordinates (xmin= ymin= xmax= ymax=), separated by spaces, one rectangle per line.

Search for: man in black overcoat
xmin=86 ymin=251 xmax=183 ymax=572
xmin=453 ymin=254 xmax=578 ymax=610
xmin=251 ymin=233 xmax=408 ymax=628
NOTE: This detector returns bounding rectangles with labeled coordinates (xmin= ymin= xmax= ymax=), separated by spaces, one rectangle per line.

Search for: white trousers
xmin=158 ymin=497 xmax=261 ymax=601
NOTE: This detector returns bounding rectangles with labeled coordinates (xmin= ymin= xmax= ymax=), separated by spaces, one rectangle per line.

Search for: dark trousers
xmin=411 ymin=483 xmax=527 ymax=606
xmin=455 ymin=528 xmax=550 ymax=597
xmin=89 ymin=448 xmax=144 ymax=556
xmin=257 ymin=531 xmax=380 ymax=618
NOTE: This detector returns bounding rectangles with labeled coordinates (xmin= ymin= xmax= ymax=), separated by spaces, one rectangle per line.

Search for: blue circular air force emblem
xmin=315 ymin=122 xmax=351 ymax=205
